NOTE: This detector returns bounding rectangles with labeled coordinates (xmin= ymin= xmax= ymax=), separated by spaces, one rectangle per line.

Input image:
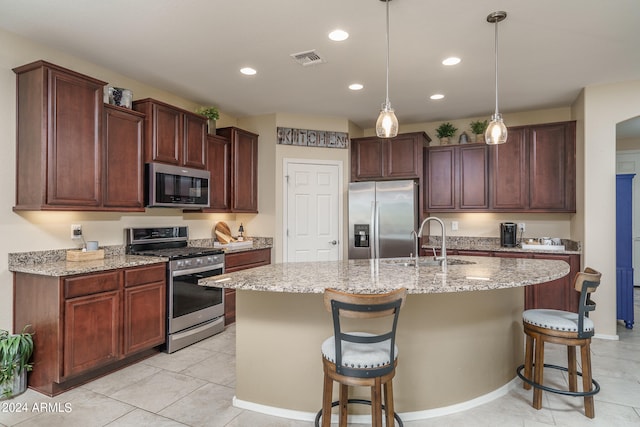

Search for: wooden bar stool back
xmin=517 ymin=267 xmax=602 ymax=418
xmin=316 ymin=287 xmax=407 ymax=427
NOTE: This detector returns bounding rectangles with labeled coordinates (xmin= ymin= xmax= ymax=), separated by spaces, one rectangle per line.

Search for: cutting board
xmin=214 ymin=222 xmax=235 ymax=244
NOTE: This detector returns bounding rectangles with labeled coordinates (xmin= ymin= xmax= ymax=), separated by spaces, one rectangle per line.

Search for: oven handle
xmin=172 ymin=263 xmax=225 ymax=277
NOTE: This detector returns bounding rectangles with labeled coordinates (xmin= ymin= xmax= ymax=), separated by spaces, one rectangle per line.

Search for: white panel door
xmin=617 ymin=151 xmax=640 ymax=286
xmin=285 ymin=161 xmax=341 ymax=263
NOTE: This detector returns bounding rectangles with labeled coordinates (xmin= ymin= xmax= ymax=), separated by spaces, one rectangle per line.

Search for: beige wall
xmin=580 ymin=80 xmax=640 ymax=337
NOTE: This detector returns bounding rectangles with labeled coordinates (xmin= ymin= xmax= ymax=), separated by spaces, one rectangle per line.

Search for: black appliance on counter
xmin=500 ymin=222 xmax=518 ymax=247
xmin=125 ymin=226 xmax=225 ymax=353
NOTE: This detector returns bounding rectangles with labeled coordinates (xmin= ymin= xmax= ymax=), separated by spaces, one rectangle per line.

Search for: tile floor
xmin=1 ymin=290 xmax=639 ymax=427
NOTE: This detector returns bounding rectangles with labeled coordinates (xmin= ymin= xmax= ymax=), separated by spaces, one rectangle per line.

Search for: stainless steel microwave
xmin=146 ymin=163 xmax=210 ymax=208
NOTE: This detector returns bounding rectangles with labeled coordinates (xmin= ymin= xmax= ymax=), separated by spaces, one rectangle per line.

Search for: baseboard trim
xmin=232 ymin=377 xmax=519 ymax=423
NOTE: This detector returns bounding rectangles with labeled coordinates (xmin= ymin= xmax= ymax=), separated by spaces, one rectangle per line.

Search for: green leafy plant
xmin=435 ymin=122 xmax=458 ymax=139
xmin=195 ymin=106 xmax=220 ymax=121
xmin=0 ymin=326 xmax=34 ymax=398
xmin=470 ymin=119 xmax=488 ymax=135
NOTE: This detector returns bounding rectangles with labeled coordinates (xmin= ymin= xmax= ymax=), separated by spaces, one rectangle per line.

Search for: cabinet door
xmin=231 ymin=129 xmax=259 ymax=212
xmin=150 ymin=102 xmax=181 ymax=165
xmin=64 ymin=290 xmax=120 ymax=377
xmin=207 ymin=135 xmax=232 ymax=211
xmin=529 ymin=122 xmax=576 ymax=211
xmin=123 ymin=282 xmax=166 ymax=355
xmin=351 ymin=137 xmax=384 ymax=181
xmin=490 ymin=128 xmax=528 ymax=210
xmin=426 ymin=147 xmax=455 ymax=210
xmin=102 ymin=105 xmax=145 ymax=210
xmin=385 ymin=134 xmax=421 ymax=178
xmin=530 ymin=254 xmax=580 ymax=311
xmin=182 ymin=113 xmax=207 ymax=169
xmin=123 ymin=265 xmax=166 ymax=355
xmin=47 ymin=68 xmax=102 ymax=207
xmin=458 ymin=145 xmax=489 ymax=209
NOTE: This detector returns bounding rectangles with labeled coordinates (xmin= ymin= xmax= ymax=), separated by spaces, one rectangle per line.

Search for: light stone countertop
xmin=9 ymin=254 xmax=167 ymax=277
xmin=200 ymin=255 xmax=570 ymax=294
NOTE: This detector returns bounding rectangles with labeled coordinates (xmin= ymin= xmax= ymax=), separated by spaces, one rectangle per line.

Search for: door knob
xmin=329 ymin=240 xmax=338 ymax=245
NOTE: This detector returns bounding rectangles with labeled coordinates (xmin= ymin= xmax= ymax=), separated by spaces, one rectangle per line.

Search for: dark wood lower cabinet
xmin=223 ymin=248 xmax=272 ymax=324
xmin=13 ymin=263 xmax=166 ymax=396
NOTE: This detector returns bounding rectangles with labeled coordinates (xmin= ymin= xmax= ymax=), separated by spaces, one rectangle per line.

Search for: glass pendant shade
xmin=376 ymin=103 xmax=398 ymax=138
xmin=485 ymin=113 xmax=508 ymax=145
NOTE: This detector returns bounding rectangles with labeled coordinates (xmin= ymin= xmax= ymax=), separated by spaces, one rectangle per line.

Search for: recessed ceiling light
xmin=349 ymin=83 xmax=363 ymax=91
xmin=240 ymin=67 xmax=257 ymax=75
xmin=442 ymin=57 xmax=461 ymax=66
xmin=430 ymin=94 xmax=445 ymax=100
xmin=329 ymin=29 xmax=349 ymax=41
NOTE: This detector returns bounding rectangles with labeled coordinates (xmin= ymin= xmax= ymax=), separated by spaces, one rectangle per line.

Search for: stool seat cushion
xmin=523 ymin=309 xmax=594 ymax=333
xmin=321 ymin=332 xmax=398 ymax=369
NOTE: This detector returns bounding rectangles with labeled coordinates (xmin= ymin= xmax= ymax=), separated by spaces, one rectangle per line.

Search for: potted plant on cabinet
xmin=435 ymin=122 xmax=458 ymax=145
xmin=470 ymin=120 xmax=488 ymax=143
xmin=0 ymin=326 xmax=34 ymax=399
xmin=195 ymin=106 xmax=220 ymax=135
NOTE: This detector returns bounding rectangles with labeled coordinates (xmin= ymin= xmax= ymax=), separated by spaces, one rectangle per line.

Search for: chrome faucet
xmin=415 ymin=216 xmax=447 ymax=268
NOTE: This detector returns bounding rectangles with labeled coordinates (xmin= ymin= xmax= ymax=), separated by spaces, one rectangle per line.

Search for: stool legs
xmin=339 ymin=384 xmax=348 ymax=427
xmin=371 ymin=378 xmax=382 ymax=427
xmin=384 ymin=380 xmax=395 ymax=427
xmin=532 ymin=338 xmax=545 ymax=410
xmin=321 ymin=373 xmax=333 ymax=427
xmin=567 ymin=345 xmax=577 ymax=392
xmin=581 ymin=342 xmax=595 ymax=418
xmin=523 ymin=334 xmax=534 ymax=391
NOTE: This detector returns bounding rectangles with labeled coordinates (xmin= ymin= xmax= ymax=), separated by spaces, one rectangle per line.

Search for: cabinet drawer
xmin=124 ymin=264 xmax=166 ymax=288
xmin=225 ymin=249 xmax=271 ymax=272
xmin=64 ymin=271 xmax=121 ymax=299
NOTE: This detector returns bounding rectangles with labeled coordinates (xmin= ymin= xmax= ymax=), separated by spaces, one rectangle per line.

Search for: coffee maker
xmin=500 ymin=222 xmax=517 ymax=247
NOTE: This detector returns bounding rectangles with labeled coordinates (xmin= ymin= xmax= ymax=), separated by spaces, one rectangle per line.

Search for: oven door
xmin=169 ymin=264 xmax=224 ymax=334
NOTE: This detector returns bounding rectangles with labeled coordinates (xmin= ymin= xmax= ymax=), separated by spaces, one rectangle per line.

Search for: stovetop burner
xmin=131 ymin=246 xmax=224 ymax=260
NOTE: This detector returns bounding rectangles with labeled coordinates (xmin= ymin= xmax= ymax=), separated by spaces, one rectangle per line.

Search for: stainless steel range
xmin=125 ymin=226 xmax=225 ymax=353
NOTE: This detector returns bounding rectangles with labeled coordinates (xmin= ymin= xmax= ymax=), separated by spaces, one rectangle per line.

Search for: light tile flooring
xmin=2 ymin=290 xmax=639 ymax=427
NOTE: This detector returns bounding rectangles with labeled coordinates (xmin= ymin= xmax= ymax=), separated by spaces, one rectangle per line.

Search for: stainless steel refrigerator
xmin=348 ymin=180 xmax=418 ymax=259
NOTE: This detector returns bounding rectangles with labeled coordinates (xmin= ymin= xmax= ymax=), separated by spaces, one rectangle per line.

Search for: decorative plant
xmin=435 ymin=122 xmax=458 ymax=139
xmin=195 ymin=106 xmax=220 ymax=121
xmin=0 ymin=326 xmax=34 ymax=398
xmin=470 ymin=119 xmax=488 ymax=135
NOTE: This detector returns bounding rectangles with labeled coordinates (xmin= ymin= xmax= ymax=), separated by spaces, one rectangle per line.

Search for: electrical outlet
xmin=451 ymin=221 xmax=459 ymax=231
xmin=518 ymin=223 xmax=525 ymax=232
xmin=71 ymin=224 xmax=82 ymax=239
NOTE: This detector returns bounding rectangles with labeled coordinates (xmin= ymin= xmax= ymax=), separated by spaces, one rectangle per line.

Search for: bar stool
xmin=315 ymin=288 xmax=406 ymax=427
xmin=517 ymin=267 xmax=602 ymax=418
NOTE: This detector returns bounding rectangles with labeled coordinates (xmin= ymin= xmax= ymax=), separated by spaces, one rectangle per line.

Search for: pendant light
xmin=485 ymin=11 xmax=508 ymax=145
xmin=376 ymin=0 xmax=398 ymax=138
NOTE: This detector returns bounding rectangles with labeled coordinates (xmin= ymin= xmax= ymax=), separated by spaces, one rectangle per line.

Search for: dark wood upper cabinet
xmin=206 ymin=134 xmax=232 ymax=212
xmin=216 ymin=127 xmax=259 ymax=213
xmin=351 ymin=132 xmax=430 ymax=181
xmin=423 ymin=121 xmax=575 ymax=213
xmin=489 ymin=121 xmax=576 ymax=212
xmin=425 ymin=144 xmax=488 ymax=211
xmin=102 ymin=105 xmax=145 ymax=210
xmin=133 ymin=98 xmax=207 ymax=170
xmin=13 ymin=60 xmax=105 ymax=210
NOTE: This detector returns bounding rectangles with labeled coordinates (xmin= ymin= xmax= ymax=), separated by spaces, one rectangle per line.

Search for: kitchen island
xmin=200 ymin=256 xmax=569 ymax=422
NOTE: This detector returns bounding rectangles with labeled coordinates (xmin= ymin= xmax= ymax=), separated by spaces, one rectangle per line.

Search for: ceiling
xmin=1 ymin=0 xmax=639 ymax=134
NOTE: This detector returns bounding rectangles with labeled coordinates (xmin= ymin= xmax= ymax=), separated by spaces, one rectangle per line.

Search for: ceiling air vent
xmin=290 ymin=50 xmax=326 ymax=66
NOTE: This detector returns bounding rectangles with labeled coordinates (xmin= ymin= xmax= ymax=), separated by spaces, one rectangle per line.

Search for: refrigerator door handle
xmin=374 ymin=201 xmax=381 ymax=259
xmin=370 ymin=201 xmax=376 ymax=259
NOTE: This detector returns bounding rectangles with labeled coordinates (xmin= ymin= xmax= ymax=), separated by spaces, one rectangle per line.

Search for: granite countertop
xmin=189 ymin=237 xmax=273 ymax=254
xmin=8 ymin=237 xmax=274 ymax=277
xmin=423 ymin=236 xmax=581 ymax=255
xmin=9 ymin=255 xmax=167 ymax=277
xmin=200 ymin=255 xmax=570 ymax=295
